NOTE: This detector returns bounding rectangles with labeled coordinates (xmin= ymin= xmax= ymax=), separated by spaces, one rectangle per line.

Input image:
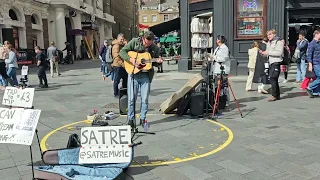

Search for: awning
xmin=160 ymin=35 xmax=180 ymax=43
xmin=149 ymin=17 xmax=180 ymax=37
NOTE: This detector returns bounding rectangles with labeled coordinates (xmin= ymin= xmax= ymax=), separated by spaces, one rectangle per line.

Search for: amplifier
xmin=119 ymin=88 xmax=128 ymax=115
xmin=190 ymin=92 xmax=205 ymax=116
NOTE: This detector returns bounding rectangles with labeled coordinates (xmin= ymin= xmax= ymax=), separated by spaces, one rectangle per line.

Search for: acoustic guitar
xmin=124 ymin=51 xmax=159 ymax=74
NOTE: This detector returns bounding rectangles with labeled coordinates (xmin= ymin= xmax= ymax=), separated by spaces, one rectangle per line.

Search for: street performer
xmin=119 ymin=31 xmax=163 ymax=129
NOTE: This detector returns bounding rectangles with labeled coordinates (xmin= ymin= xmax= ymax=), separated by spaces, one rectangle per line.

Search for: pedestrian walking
xmin=35 ymin=46 xmax=48 ymax=88
xmin=47 ymin=41 xmax=61 ymax=78
xmin=5 ymin=44 xmax=19 ymax=86
xmin=246 ymin=41 xmax=259 ymax=91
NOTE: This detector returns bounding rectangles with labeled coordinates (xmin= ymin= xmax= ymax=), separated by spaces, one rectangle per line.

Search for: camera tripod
xmin=211 ymin=63 xmax=243 ymax=120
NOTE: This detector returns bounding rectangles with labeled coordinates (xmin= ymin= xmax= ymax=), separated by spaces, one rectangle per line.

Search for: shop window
xmin=152 ymin=15 xmax=157 ymax=22
xmin=142 ymin=16 xmax=148 ymax=22
xmin=9 ymin=9 xmax=18 ymax=21
xmin=235 ymin=0 xmax=266 ymax=39
xmin=164 ymin=15 xmax=169 ymax=21
xmin=31 ymin=14 xmax=37 ymax=24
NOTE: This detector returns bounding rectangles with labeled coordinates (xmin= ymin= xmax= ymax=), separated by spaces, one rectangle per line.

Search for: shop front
xmin=179 ymin=0 xmax=287 ymax=74
xmin=81 ymin=21 xmax=100 ymax=57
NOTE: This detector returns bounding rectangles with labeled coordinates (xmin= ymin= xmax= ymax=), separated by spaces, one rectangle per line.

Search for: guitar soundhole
xmin=141 ymin=59 xmax=146 ymax=65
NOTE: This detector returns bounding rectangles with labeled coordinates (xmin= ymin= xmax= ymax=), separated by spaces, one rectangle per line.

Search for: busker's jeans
xmin=0 ymin=61 xmax=14 ymax=86
xmin=7 ymin=67 xmax=18 ymax=86
xmin=296 ymin=58 xmax=306 ymax=82
xmin=127 ymin=72 xmax=150 ymax=121
xmin=269 ymin=62 xmax=281 ymax=98
xmin=308 ymin=65 xmax=320 ymax=91
xmin=113 ymin=66 xmax=127 ymax=96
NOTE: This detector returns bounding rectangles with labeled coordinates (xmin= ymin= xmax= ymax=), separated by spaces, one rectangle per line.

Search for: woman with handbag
xmin=246 ymin=41 xmax=259 ymax=91
xmin=253 ymin=37 xmax=269 ymax=94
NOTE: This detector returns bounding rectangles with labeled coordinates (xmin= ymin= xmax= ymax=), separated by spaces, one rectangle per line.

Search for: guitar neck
xmin=141 ymin=58 xmax=158 ymax=63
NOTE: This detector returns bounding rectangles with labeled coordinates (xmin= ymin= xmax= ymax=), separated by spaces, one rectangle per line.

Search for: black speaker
xmin=190 ymin=92 xmax=205 ymax=116
xmin=119 ymin=88 xmax=128 ymax=115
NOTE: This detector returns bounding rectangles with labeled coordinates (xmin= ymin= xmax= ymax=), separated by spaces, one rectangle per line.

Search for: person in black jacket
xmin=35 ymin=46 xmax=48 ymax=88
xmin=253 ymin=37 xmax=270 ymax=94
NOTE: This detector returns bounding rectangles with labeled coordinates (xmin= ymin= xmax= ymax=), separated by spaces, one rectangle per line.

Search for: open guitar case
xmin=34 ymin=147 xmax=133 ymax=180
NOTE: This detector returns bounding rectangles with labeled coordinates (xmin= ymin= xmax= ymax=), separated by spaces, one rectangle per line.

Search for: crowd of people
xmin=245 ymin=29 xmax=320 ymax=100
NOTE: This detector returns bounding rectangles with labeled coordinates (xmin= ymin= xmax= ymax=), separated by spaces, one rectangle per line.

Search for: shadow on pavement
xmin=281 ymin=92 xmax=308 ymax=100
xmin=36 ymin=82 xmax=83 ymax=91
xmin=149 ymin=88 xmax=175 ymax=96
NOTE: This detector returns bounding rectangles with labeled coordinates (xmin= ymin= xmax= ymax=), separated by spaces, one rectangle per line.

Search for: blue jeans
xmin=0 ymin=75 xmax=6 ymax=86
xmin=113 ymin=67 xmax=127 ymax=96
xmin=127 ymin=72 xmax=150 ymax=121
xmin=296 ymin=59 xmax=306 ymax=82
xmin=308 ymin=65 xmax=320 ymax=91
xmin=7 ymin=67 xmax=18 ymax=86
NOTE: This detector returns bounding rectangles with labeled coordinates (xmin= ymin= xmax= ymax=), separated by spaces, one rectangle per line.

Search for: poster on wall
xmin=17 ymin=51 xmax=32 ymax=65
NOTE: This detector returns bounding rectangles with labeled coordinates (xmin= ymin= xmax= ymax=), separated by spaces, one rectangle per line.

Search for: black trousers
xmin=113 ymin=66 xmax=127 ymax=96
xmin=0 ymin=61 xmax=14 ymax=86
xmin=269 ymin=63 xmax=281 ymax=98
xmin=37 ymin=66 xmax=48 ymax=85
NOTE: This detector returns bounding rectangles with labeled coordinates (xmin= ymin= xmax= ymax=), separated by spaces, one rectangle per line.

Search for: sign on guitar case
xmin=0 ymin=108 xmax=41 ymax=145
xmin=2 ymin=87 xmax=34 ymax=108
xmin=79 ymin=126 xmax=132 ymax=164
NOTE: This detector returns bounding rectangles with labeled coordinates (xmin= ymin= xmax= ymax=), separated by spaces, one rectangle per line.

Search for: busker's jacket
xmin=266 ymin=39 xmax=284 ymax=64
xmin=307 ymin=39 xmax=320 ymax=66
xmin=119 ymin=38 xmax=160 ymax=82
xmin=111 ymin=40 xmax=125 ymax=67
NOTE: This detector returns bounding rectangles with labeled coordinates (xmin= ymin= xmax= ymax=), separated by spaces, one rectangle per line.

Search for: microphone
xmin=129 ymin=141 xmax=142 ymax=147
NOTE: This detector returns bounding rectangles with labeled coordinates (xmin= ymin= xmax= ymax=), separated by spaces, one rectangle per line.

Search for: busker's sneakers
xmin=306 ymin=88 xmax=314 ymax=98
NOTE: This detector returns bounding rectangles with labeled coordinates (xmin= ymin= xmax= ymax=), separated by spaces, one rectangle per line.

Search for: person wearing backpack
xmin=100 ymin=40 xmax=113 ymax=81
xmin=111 ymin=33 xmax=127 ymax=97
xmin=295 ymin=31 xmax=309 ymax=83
xmin=280 ymin=39 xmax=291 ymax=83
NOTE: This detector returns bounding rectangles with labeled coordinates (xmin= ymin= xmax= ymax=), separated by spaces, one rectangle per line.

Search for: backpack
xmin=275 ymin=40 xmax=290 ymax=65
xmin=106 ymin=45 xmax=113 ymax=63
xmin=66 ymin=134 xmax=81 ymax=148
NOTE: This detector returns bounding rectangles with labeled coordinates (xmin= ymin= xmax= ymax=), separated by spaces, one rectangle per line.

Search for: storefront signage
xmin=17 ymin=51 xmax=32 ymax=65
xmin=81 ymin=22 xmax=99 ymax=30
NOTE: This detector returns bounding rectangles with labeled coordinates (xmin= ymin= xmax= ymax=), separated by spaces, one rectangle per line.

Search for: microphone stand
xmin=130 ymin=54 xmax=155 ymax=142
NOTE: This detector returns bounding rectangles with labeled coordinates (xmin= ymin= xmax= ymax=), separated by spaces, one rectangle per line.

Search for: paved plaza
xmin=0 ymin=60 xmax=320 ymax=180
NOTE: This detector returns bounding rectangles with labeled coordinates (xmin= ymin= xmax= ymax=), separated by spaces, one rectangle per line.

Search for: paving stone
xmin=274 ymin=162 xmax=320 ymax=179
xmin=245 ymin=144 xmax=281 ymax=156
xmin=0 ymin=167 xmax=21 ymax=180
xmin=187 ymin=158 xmax=224 ymax=173
xmin=148 ymin=166 xmax=189 ymax=180
xmin=0 ymin=158 xmax=16 ymax=170
xmin=174 ymin=165 xmax=212 ymax=180
xmin=209 ymin=169 xmax=249 ymax=180
xmin=216 ymin=160 xmax=254 ymax=174
xmin=304 ymin=162 xmax=320 ymax=173
xmin=241 ymin=171 xmax=275 ymax=180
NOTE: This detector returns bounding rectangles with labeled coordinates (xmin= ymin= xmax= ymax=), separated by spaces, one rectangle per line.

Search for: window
xmin=9 ymin=9 xmax=18 ymax=21
xmin=142 ymin=16 xmax=148 ymax=23
xmin=152 ymin=15 xmax=157 ymax=22
xmin=164 ymin=15 xmax=169 ymax=21
xmin=235 ymin=0 xmax=266 ymax=39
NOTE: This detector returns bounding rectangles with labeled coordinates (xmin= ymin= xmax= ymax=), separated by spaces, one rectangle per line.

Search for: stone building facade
xmin=103 ymin=0 xmax=139 ymax=40
xmin=0 ymin=0 xmax=49 ymax=50
xmin=138 ymin=0 xmax=179 ymax=27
